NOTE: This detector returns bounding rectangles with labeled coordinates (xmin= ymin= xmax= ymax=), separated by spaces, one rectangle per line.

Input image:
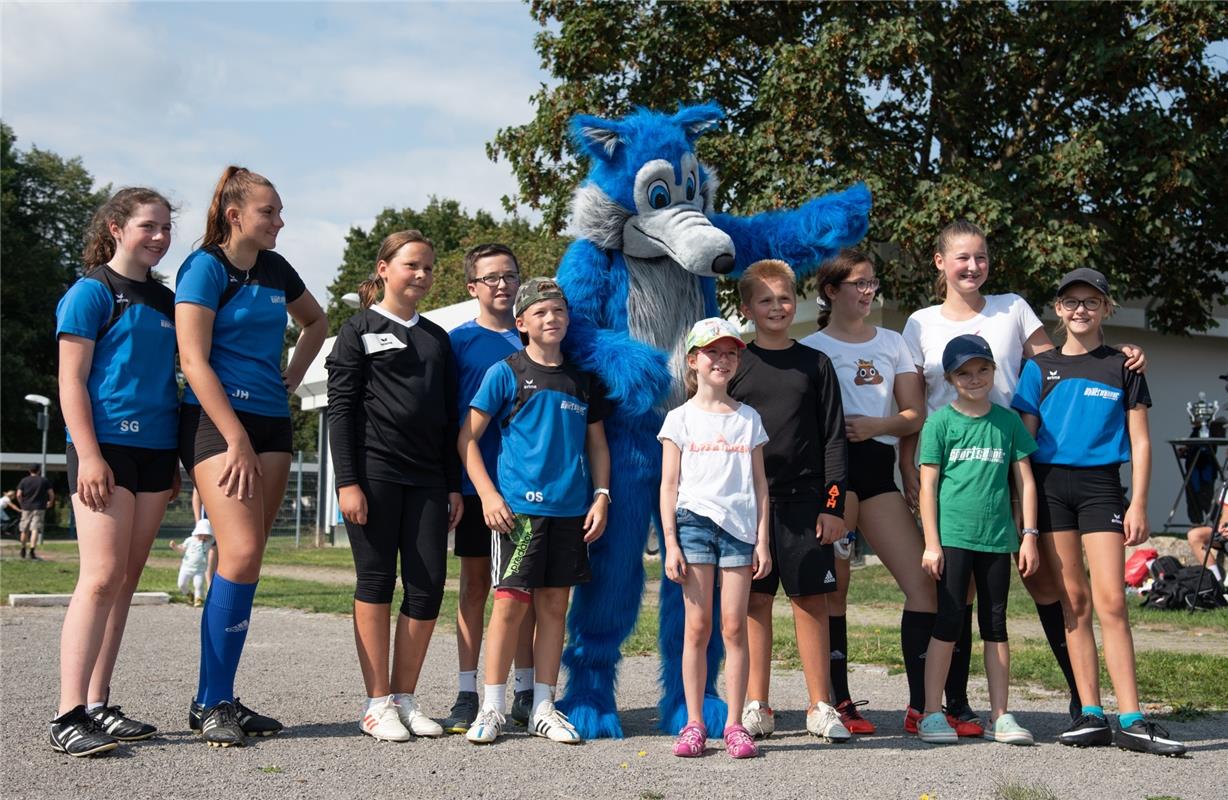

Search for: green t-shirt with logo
xmin=918 ymin=403 xmax=1038 ymax=553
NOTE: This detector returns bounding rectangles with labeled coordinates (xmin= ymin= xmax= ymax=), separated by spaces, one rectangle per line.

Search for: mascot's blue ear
xmin=571 ymin=114 xmax=627 ymax=163
xmin=671 ymin=103 xmax=725 ymax=144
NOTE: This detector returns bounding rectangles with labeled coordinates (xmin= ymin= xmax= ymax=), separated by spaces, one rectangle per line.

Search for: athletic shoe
xmin=49 ymin=706 xmax=119 ymax=757
xmin=1058 ymin=714 xmax=1112 ymax=748
xmin=200 ymin=701 xmax=245 ymax=747
xmin=987 ymin=713 xmax=1034 ymax=745
xmin=87 ymin=703 xmax=157 ymax=742
xmin=1115 ymin=718 xmax=1187 ymax=757
xmin=903 ymin=706 xmax=923 ymax=734
xmin=806 ymin=701 xmax=851 ymax=742
xmin=393 ymin=694 xmax=443 ymax=737
xmin=510 ymin=690 xmax=533 ymax=727
xmin=723 ymin=723 xmax=759 ymax=759
xmin=742 ymin=700 xmax=775 ymax=738
xmin=466 ymin=707 xmax=505 ymax=744
xmin=1069 ymin=697 xmax=1081 ymax=721
xmin=835 ymin=699 xmax=876 ymax=735
xmin=360 ymin=697 xmax=411 ymax=742
xmin=943 ymin=701 xmax=985 ymax=737
xmin=530 ymin=705 xmax=582 ymax=744
xmin=189 ymin=698 xmax=282 ymax=737
xmin=443 ymin=691 xmax=479 ymax=734
xmin=672 ymin=721 xmax=706 ymax=757
xmin=917 ymin=711 xmax=958 ymax=744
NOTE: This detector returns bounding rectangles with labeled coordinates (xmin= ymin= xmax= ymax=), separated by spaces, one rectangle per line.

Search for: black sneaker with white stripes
xmin=190 ymin=697 xmax=283 ymax=737
xmin=87 ymin=704 xmax=157 ymax=742
xmin=1116 ymin=718 xmax=1187 ymax=757
xmin=1057 ymin=714 xmax=1112 ymax=747
xmin=200 ymin=701 xmax=245 ymax=747
xmin=50 ymin=706 xmax=119 ymax=757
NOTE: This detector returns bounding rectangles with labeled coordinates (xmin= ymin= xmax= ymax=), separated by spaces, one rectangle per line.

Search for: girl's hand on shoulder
xmin=664 ymin=546 xmax=687 ymax=584
xmin=583 ymin=495 xmax=609 ymax=543
xmin=921 ymin=548 xmax=943 ymax=580
xmin=752 ymin=543 xmax=772 ymax=581
xmin=1120 ymin=344 xmax=1146 ymax=372
xmin=481 ymin=492 xmax=515 ymax=534
xmin=338 ymin=484 xmax=368 ymax=526
xmin=844 ymin=415 xmax=878 ymax=443
xmin=217 ymin=436 xmax=262 ymax=499
xmin=447 ymin=492 xmax=464 ymax=532
xmin=1123 ymin=504 xmax=1150 ymax=546
xmin=77 ymin=453 xmax=114 ymax=513
xmin=1018 ymin=537 xmax=1040 ymax=577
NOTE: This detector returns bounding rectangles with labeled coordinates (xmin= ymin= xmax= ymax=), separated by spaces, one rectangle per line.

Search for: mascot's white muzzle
xmin=622 ymin=207 xmax=735 ymax=277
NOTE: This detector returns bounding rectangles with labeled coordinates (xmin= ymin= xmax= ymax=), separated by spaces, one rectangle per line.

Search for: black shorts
xmin=453 ymin=495 xmax=492 ymax=558
xmin=847 ymin=440 xmax=899 ymax=501
xmin=751 ymin=500 xmax=837 ymax=597
xmin=492 ymin=514 xmax=590 ymax=590
xmin=1034 ymin=463 xmax=1126 ymax=535
xmin=67 ymin=443 xmax=178 ymax=495
xmin=178 ymin=403 xmax=293 ymax=470
xmin=933 ymin=546 xmax=1011 ymax=643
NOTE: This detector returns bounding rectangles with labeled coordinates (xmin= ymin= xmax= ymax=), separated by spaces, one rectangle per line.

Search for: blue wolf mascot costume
xmin=554 ymin=103 xmax=871 ymax=739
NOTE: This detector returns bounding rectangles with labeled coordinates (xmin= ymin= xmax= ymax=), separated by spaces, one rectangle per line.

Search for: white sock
xmin=483 ymin=684 xmax=507 ymax=714
xmin=514 ymin=667 xmax=534 ymax=693
xmin=366 ymin=694 xmax=391 ymax=712
xmin=394 ymin=692 xmax=415 ymax=707
xmin=86 ymin=701 xmax=104 ymax=712
xmin=532 ymin=682 xmax=554 ymax=720
xmin=1210 ymin=564 xmax=1223 ymax=582
xmin=459 ymin=670 xmax=478 ymax=694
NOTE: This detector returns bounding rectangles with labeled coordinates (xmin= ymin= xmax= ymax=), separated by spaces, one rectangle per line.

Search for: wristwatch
xmin=1021 ymin=528 xmax=1039 ymax=537
xmin=593 ymin=487 xmax=612 ymax=503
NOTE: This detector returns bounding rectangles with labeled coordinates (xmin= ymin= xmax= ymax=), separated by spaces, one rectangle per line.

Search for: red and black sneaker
xmin=943 ymin=702 xmax=985 ymax=737
xmin=903 ymin=706 xmax=923 ymax=735
xmin=835 ymin=699 xmax=876 ymax=735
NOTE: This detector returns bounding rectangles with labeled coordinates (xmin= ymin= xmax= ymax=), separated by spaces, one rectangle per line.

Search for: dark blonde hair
xmin=737 ymin=259 xmax=796 ymax=305
xmin=82 ymin=188 xmax=174 ymax=268
xmin=933 ymin=219 xmax=987 ymax=300
xmin=201 ymin=166 xmax=275 ymax=249
xmin=463 ymin=243 xmax=519 ymax=281
xmin=815 ymin=248 xmax=873 ymax=330
xmin=358 ymin=230 xmax=435 ymax=308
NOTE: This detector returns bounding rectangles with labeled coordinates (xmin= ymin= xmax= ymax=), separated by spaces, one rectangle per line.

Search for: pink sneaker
xmin=723 ymin=723 xmax=760 ymax=759
xmin=672 ymin=721 xmax=707 ymax=757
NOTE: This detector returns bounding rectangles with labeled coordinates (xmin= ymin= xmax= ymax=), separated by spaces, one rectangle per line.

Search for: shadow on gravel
xmin=278 ymin=721 xmax=369 ymax=741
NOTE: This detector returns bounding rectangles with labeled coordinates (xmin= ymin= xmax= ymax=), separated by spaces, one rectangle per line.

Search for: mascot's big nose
xmin=711 ymin=254 xmax=735 ymax=275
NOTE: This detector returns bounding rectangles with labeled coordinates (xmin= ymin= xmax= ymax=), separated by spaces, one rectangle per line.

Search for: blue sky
xmin=1 ymin=1 xmax=551 ymax=302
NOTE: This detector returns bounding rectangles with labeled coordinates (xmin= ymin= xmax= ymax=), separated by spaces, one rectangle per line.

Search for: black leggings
xmin=933 ymin=546 xmax=1011 ymax=643
xmin=346 ymin=480 xmax=448 ymax=620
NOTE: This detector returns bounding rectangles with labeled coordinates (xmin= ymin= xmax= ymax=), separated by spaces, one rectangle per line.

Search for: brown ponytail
xmin=201 ymin=166 xmax=275 ymax=249
xmin=358 ymin=229 xmax=436 ymax=308
xmin=814 ymin=248 xmax=871 ymax=330
xmin=81 ymin=187 xmax=174 ymax=268
xmin=933 ymin=219 xmax=988 ymax=301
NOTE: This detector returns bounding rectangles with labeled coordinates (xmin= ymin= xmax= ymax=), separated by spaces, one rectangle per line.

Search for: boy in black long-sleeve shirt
xmin=726 ymin=259 xmax=851 ymax=743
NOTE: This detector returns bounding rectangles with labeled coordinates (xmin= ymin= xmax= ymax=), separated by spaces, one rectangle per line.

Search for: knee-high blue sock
xmin=198 ymin=575 xmax=258 ymax=709
xmin=195 ymin=589 xmax=212 ymax=704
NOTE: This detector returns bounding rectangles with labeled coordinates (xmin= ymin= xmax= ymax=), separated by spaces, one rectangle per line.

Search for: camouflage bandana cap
xmin=514 ymin=277 xmax=568 ymax=318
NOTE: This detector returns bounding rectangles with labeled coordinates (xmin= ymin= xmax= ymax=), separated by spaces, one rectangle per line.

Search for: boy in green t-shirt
xmin=916 ymin=334 xmax=1039 ymax=746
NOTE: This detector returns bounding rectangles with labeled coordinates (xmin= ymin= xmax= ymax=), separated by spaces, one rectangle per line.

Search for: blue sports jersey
xmin=175 ymin=246 xmax=305 ymax=418
xmin=470 ymin=351 xmax=610 ymax=517
xmin=55 ymin=266 xmax=179 ymax=449
xmin=449 ymin=319 xmax=523 ymax=495
xmin=1012 ymin=346 xmax=1150 ymax=467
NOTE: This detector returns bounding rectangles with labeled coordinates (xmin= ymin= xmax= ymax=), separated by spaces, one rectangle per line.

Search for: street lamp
xmin=24 ymin=394 xmax=51 ymax=476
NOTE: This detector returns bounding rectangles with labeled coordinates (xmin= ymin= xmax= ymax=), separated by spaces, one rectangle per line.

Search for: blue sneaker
xmin=988 ymin=713 xmax=1034 ymax=745
xmin=918 ymin=711 xmax=957 ymax=744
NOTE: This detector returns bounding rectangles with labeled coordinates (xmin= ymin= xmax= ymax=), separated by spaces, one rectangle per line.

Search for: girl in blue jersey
xmin=175 ymin=166 xmax=327 ymax=747
xmin=51 ymin=188 xmax=180 ymax=757
xmin=1012 ymin=268 xmax=1184 ymax=757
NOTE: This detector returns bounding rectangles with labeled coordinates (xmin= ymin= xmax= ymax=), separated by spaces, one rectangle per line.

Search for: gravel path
xmin=3 ymin=604 xmax=1223 ymax=800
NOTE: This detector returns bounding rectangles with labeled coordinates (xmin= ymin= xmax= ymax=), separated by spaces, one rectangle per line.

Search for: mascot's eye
xmin=648 ymin=181 xmax=671 ymax=210
xmin=686 ymin=174 xmax=696 ymax=201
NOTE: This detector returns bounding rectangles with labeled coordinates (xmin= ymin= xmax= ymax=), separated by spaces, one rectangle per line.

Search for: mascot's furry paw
xmin=557 ymin=689 xmax=624 ymax=740
xmin=659 ymin=692 xmax=729 ymax=736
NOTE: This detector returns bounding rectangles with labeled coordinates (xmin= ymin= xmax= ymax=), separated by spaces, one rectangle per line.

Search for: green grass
xmin=993 ymin=779 xmax=1059 ymax=800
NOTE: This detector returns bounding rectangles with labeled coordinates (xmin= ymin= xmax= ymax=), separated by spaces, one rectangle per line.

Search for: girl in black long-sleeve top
xmin=325 ymin=230 xmax=462 ymax=742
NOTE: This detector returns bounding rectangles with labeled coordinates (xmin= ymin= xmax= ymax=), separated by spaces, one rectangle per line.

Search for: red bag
xmin=1124 ymin=547 xmax=1158 ymax=586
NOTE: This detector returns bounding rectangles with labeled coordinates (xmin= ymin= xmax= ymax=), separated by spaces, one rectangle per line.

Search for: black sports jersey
xmin=727 ymin=341 xmax=847 ymax=513
xmin=325 ymin=307 xmax=461 ymax=491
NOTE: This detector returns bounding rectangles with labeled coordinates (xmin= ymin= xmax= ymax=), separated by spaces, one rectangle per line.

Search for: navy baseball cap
xmin=942 ymin=334 xmax=995 ymax=374
xmin=1057 ymin=267 xmax=1110 ymax=296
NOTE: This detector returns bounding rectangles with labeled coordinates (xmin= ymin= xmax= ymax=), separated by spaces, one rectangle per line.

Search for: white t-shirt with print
xmin=801 ymin=327 xmax=915 ymax=445
xmin=658 ymin=401 xmax=769 ymax=544
xmin=902 ymin=293 xmax=1043 ymax=415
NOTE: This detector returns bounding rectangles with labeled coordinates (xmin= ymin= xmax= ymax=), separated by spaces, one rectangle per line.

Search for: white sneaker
xmin=807 ymin=701 xmax=852 ymax=742
xmin=393 ymin=694 xmax=443 ymax=738
xmin=466 ymin=707 xmax=506 ymax=744
xmin=742 ymin=700 xmax=775 ymax=738
xmin=530 ymin=705 xmax=582 ymax=744
xmin=360 ymin=697 xmax=411 ymax=742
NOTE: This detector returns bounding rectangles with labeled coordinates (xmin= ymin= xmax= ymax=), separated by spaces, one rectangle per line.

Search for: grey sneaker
xmin=742 ymin=700 xmax=775 ymax=738
xmin=806 ymin=701 xmax=851 ymax=742
xmin=510 ymin=690 xmax=533 ymax=727
xmin=443 ymin=691 xmax=479 ymax=735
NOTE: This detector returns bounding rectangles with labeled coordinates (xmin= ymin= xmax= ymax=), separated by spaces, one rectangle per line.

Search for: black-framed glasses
xmin=841 ymin=278 xmax=880 ymax=293
xmin=1059 ymin=297 xmax=1104 ymax=311
xmin=472 ymin=273 xmax=521 ymax=288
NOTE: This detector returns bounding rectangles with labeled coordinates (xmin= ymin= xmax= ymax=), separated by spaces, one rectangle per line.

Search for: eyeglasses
xmin=841 ymin=278 xmax=880 ymax=293
xmin=1059 ymin=297 xmax=1104 ymax=311
xmin=472 ymin=273 xmax=521 ymax=288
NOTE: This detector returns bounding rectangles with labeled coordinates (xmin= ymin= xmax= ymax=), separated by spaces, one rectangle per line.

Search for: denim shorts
xmin=676 ymin=508 xmax=755 ymax=568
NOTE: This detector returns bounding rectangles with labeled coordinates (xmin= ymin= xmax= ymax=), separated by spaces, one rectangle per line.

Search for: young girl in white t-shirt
xmin=658 ymin=317 xmax=770 ymax=760
xmin=800 ymin=248 xmax=935 ymax=736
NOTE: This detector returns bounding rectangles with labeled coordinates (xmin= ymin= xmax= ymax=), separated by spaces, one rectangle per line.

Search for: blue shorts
xmin=676 ymin=508 xmax=755 ymax=569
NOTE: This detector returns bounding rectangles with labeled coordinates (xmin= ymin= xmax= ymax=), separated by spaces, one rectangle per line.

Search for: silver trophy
xmin=1187 ymin=391 xmax=1220 ymax=439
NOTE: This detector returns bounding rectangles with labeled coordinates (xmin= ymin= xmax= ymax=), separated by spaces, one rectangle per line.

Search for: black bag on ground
xmin=1144 ymin=565 xmax=1227 ymax=610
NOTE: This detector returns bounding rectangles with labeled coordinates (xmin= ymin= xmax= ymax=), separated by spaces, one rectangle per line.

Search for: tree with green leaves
xmin=1 ymin=122 xmax=109 ymax=452
xmin=490 ymin=0 xmax=1227 ymax=334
